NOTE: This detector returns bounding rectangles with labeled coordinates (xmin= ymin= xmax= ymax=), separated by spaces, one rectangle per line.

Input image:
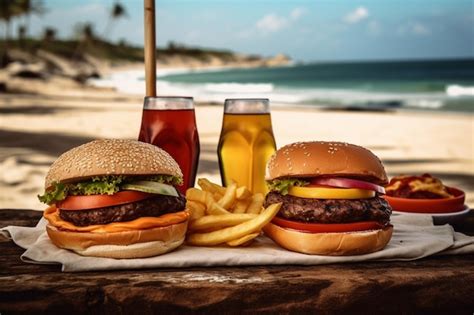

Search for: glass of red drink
xmin=138 ymin=96 xmax=200 ymax=193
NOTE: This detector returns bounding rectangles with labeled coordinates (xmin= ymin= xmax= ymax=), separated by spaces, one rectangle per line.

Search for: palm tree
xmin=17 ymin=24 xmax=26 ymax=47
xmin=0 ymin=0 xmax=23 ymax=41
xmin=39 ymin=26 xmax=56 ymax=52
xmin=103 ymin=1 xmax=127 ymax=40
xmin=72 ymin=22 xmax=96 ymax=60
xmin=75 ymin=22 xmax=96 ymax=44
xmin=17 ymin=0 xmax=45 ymax=38
xmin=0 ymin=0 xmax=23 ymax=66
xmin=42 ymin=27 xmax=56 ymax=43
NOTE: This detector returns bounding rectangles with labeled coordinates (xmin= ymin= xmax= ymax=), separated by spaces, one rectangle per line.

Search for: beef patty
xmin=59 ymin=194 xmax=186 ymax=226
xmin=264 ymin=192 xmax=391 ymax=224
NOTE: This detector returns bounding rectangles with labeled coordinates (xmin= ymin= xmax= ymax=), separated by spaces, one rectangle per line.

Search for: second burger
xmin=263 ymin=141 xmax=393 ymax=255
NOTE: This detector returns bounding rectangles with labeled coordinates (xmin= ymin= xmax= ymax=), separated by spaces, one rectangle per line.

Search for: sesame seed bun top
xmin=266 ymin=141 xmax=388 ymax=185
xmin=45 ymin=139 xmax=183 ymax=189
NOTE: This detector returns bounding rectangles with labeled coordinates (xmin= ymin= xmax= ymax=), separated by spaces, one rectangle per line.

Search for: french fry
xmin=205 ymin=192 xmax=230 ymax=215
xmin=197 ymin=178 xmax=216 ymax=192
xmin=236 ymin=186 xmax=252 ymax=200
xmin=227 ymin=232 xmax=260 ymax=247
xmin=246 ymin=193 xmax=264 ymax=214
xmin=207 ymin=201 xmax=231 ymax=215
xmin=198 ymin=178 xmax=226 ymax=194
xmin=213 ymin=192 xmax=223 ymax=201
xmin=186 ymin=188 xmax=209 ymax=204
xmin=233 ymin=198 xmax=251 ymax=214
xmin=186 ymin=201 xmax=206 ymax=221
xmin=186 ymin=179 xmax=279 ymax=247
xmin=189 ymin=213 xmax=257 ymax=231
xmin=204 ymin=192 xmax=213 ymax=206
xmin=218 ymin=182 xmax=237 ymax=209
xmin=187 ymin=203 xmax=282 ymax=246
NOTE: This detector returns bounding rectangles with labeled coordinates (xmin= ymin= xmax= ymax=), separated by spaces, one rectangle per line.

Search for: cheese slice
xmin=43 ymin=206 xmax=189 ymax=233
xmin=288 ymin=186 xmax=375 ymax=199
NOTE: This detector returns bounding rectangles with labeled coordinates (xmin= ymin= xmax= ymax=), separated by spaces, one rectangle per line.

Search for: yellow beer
xmin=218 ymin=99 xmax=276 ymax=194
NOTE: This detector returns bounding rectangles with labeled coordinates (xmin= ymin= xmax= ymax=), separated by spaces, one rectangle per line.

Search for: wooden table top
xmin=1 ymin=209 xmax=473 ymax=314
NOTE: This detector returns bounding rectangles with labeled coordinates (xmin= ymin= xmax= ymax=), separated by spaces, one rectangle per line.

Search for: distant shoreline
xmin=91 ymin=60 xmax=474 ymax=114
xmin=0 ymin=38 xmax=292 ymax=96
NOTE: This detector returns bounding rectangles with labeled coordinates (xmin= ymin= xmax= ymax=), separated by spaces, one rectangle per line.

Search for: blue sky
xmin=18 ymin=0 xmax=474 ymax=62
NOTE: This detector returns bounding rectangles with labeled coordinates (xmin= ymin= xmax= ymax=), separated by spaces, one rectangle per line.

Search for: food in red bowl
xmin=384 ymin=174 xmax=465 ymax=213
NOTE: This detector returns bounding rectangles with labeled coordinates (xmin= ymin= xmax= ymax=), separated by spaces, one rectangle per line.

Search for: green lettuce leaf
xmin=144 ymin=174 xmax=183 ymax=186
xmin=38 ymin=174 xmax=182 ymax=205
xmin=38 ymin=182 xmax=67 ymax=204
xmin=68 ymin=175 xmax=126 ymax=196
xmin=266 ymin=178 xmax=309 ymax=195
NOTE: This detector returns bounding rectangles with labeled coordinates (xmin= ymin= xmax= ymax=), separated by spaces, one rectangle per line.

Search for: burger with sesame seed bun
xmin=263 ymin=141 xmax=393 ymax=256
xmin=39 ymin=139 xmax=189 ymax=258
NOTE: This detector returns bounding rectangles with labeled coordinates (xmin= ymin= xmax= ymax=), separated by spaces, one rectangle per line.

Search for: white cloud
xmin=290 ymin=7 xmax=305 ymax=20
xmin=256 ymin=14 xmax=288 ymax=33
xmin=397 ymin=22 xmax=431 ymax=36
xmin=255 ymin=7 xmax=306 ymax=35
xmin=344 ymin=7 xmax=369 ymax=24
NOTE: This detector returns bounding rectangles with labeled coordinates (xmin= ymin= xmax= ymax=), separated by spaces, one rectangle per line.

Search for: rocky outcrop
xmin=6 ymin=62 xmax=47 ymax=79
xmin=1 ymin=49 xmax=103 ymax=93
xmin=263 ymin=53 xmax=292 ymax=67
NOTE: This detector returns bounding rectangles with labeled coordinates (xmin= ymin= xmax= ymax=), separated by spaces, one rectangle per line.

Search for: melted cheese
xmin=386 ymin=175 xmax=453 ymax=198
xmin=385 ymin=181 xmax=401 ymax=192
xmin=43 ymin=206 xmax=189 ymax=233
xmin=409 ymin=179 xmax=452 ymax=198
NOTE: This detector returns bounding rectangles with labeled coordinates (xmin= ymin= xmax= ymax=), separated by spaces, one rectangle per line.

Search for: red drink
xmin=138 ymin=97 xmax=200 ymax=194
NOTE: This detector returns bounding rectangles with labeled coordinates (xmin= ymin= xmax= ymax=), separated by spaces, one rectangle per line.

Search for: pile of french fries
xmin=185 ymin=178 xmax=281 ymax=247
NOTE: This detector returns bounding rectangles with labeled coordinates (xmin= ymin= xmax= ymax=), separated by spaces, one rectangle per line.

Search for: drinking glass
xmin=217 ymin=98 xmax=276 ymax=194
xmin=138 ymin=96 xmax=200 ymax=194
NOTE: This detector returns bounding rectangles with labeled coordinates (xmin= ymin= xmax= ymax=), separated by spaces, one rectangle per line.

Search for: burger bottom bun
xmin=263 ymin=223 xmax=393 ymax=256
xmin=46 ymin=220 xmax=187 ymax=259
xmin=73 ymin=238 xmax=184 ymax=259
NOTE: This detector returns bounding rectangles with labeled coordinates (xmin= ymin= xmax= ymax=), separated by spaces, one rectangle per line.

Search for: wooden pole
xmin=144 ymin=0 xmax=156 ymax=97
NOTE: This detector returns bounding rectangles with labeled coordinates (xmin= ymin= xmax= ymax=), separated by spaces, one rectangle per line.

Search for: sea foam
xmin=446 ymin=85 xmax=474 ymax=97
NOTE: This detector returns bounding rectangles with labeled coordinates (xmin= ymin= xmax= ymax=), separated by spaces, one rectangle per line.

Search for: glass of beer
xmin=138 ymin=96 xmax=200 ymax=194
xmin=218 ymin=98 xmax=276 ymax=194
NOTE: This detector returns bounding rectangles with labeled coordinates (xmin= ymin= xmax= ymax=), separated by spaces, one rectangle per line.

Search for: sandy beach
xmin=1 ymin=83 xmax=472 ymax=210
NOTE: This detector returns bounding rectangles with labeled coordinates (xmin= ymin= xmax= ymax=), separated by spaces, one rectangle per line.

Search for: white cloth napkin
xmin=1 ymin=213 xmax=473 ymax=272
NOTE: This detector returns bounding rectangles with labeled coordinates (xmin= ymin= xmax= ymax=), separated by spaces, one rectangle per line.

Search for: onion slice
xmin=310 ymin=177 xmax=385 ymax=194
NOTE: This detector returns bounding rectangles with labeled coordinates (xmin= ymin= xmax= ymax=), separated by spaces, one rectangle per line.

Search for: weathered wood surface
xmin=1 ymin=209 xmax=473 ymax=314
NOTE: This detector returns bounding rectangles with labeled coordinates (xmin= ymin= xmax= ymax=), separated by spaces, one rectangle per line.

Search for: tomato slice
xmin=57 ymin=191 xmax=153 ymax=210
xmin=310 ymin=177 xmax=385 ymax=194
xmin=272 ymin=216 xmax=385 ymax=233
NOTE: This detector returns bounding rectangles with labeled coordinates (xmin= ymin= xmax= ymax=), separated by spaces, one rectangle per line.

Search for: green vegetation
xmin=0 ymin=0 xmax=242 ymax=68
xmin=0 ymin=0 xmax=44 ymax=40
xmin=163 ymin=41 xmax=235 ymax=62
xmin=1 ymin=0 xmax=44 ymax=65
xmin=1 ymin=37 xmax=237 ymax=63
xmin=1 ymin=1 xmax=138 ymax=65
xmin=103 ymin=2 xmax=128 ymax=38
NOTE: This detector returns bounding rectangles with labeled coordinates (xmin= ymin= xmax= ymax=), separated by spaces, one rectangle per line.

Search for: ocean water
xmin=92 ymin=59 xmax=474 ymax=113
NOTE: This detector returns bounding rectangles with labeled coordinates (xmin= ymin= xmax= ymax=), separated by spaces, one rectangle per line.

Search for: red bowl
xmin=383 ymin=187 xmax=465 ymax=214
